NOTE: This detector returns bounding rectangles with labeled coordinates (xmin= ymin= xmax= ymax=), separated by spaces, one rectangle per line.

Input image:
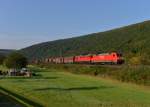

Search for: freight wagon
xmin=63 ymin=56 xmax=74 ymax=63
xmin=74 ymin=55 xmax=92 ymax=64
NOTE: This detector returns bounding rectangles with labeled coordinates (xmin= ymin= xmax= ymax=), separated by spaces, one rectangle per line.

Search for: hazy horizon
xmin=0 ymin=0 xmax=150 ymax=49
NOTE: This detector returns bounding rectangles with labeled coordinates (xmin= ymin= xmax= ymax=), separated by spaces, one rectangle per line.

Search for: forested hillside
xmin=21 ymin=20 xmax=150 ymax=65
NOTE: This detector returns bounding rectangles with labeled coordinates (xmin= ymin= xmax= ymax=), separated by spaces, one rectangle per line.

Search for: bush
xmin=129 ymin=56 xmax=141 ymax=65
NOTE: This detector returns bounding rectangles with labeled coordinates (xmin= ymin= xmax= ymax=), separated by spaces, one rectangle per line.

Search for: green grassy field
xmin=0 ymin=66 xmax=150 ymax=107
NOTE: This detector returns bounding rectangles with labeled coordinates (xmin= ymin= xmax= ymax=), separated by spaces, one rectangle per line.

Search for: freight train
xmin=33 ymin=52 xmax=124 ymax=65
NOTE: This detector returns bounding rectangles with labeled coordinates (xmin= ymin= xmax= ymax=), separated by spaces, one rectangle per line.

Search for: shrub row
xmin=36 ymin=64 xmax=150 ymax=86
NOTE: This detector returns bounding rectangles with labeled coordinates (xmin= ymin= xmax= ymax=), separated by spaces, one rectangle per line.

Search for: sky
xmin=0 ymin=0 xmax=150 ymax=49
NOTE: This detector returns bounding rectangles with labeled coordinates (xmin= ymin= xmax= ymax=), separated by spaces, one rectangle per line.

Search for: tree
xmin=0 ymin=54 xmax=6 ymax=65
xmin=4 ymin=52 xmax=28 ymax=69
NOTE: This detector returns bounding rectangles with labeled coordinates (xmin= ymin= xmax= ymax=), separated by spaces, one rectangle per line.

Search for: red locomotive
xmin=91 ymin=52 xmax=123 ymax=64
xmin=36 ymin=52 xmax=124 ymax=65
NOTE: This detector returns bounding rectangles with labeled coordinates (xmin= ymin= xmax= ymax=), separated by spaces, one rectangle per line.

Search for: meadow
xmin=0 ymin=66 xmax=149 ymax=107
